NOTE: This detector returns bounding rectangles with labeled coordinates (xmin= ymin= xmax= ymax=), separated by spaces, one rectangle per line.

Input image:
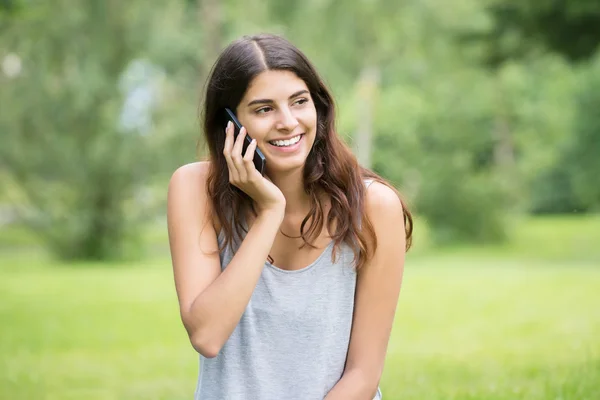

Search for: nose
xmin=275 ymin=107 xmax=299 ymax=132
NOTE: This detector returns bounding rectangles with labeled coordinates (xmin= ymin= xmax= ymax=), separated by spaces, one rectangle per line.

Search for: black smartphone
xmin=224 ymin=108 xmax=266 ymax=175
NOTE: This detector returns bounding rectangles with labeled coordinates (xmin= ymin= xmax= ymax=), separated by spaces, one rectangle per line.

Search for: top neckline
xmin=265 ymin=240 xmax=335 ymax=274
xmin=217 ymin=179 xmax=373 ymax=274
xmin=217 ymin=227 xmax=337 ymax=275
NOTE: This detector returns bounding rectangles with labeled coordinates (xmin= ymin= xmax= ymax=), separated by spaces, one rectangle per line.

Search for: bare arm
xmin=325 ymin=182 xmax=406 ymax=399
xmin=168 ymin=127 xmax=285 ymax=358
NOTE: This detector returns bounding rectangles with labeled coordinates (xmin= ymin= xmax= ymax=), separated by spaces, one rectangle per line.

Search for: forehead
xmin=244 ymin=70 xmax=309 ymax=100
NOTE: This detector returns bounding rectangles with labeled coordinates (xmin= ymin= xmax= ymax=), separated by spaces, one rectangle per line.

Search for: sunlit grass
xmin=1 ymin=258 xmax=599 ymax=399
xmin=382 ymin=260 xmax=600 ymax=400
xmin=0 ymin=266 xmax=192 ymax=400
xmin=411 ymin=214 xmax=600 ymax=264
xmin=1 ymin=215 xmax=599 ymax=399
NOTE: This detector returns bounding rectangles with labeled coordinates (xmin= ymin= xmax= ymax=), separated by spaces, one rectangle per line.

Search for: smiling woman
xmin=236 ymin=71 xmax=317 ymax=172
xmin=167 ymin=33 xmax=413 ymax=400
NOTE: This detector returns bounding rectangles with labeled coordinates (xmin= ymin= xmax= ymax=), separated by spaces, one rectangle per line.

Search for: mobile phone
xmin=224 ymin=108 xmax=266 ymax=175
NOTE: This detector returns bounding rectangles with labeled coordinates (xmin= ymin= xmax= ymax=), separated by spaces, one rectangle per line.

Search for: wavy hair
xmin=201 ymin=34 xmax=412 ymax=269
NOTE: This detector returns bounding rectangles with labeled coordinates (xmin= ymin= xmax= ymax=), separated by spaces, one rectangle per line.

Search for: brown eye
xmin=256 ymin=107 xmax=273 ymax=114
xmin=294 ymin=98 xmax=308 ymax=106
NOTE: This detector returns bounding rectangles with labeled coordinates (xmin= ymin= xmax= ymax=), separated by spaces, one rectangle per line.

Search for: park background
xmin=1 ymin=1 xmax=599 ymax=399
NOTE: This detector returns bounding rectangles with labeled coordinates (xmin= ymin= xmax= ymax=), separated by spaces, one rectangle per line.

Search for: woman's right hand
xmin=223 ymin=121 xmax=286 ymax=216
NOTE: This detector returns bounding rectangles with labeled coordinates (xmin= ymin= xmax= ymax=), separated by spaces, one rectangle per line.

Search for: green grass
xmin=1 ymin=216 xmax=599 ymax=399
xmin=382 ymin=260 xmax=600 ymax=400
xmin=410 ymin=214 xmax=600 ymax=264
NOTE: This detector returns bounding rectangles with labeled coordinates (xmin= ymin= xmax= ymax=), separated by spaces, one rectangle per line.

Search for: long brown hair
xmin=201 ymin=34 xmax=412 ymax=269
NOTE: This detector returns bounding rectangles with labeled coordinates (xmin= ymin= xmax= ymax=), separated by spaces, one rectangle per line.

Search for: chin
xmin=267 ymin=155 xmax=308 ymax=175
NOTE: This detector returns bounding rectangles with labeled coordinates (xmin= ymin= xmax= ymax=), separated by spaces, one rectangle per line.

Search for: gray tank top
xmin=194 ymin=181 xmax=382 ymax=400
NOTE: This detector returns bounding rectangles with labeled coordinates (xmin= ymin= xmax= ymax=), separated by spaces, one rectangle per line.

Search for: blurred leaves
xmin=0 ymin=1 xmax=198 ymax=260
xmin=566 ymin=55 xmax=600 ymax=210
xmin=0 ymin=0 xmax=599 ymax=259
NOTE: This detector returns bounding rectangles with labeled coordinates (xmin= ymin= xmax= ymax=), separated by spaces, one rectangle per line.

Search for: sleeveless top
xmin=194 ymin=180 xmax=383 ymax=400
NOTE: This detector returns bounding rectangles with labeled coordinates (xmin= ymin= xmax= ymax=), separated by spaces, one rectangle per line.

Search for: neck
xmin=267 ymin=167 xmax=311 ymax=216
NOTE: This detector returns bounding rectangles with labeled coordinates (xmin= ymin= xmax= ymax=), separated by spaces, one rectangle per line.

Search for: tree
xmin=565 ymin=58 xmax=600 ymax=210
xmin=0 ymin=1 xmax=192 ymax=260
xmin=267 ymin=0 xmax=515 ymax=243
xmin=462 ymin=0 xmax=600 ymax=68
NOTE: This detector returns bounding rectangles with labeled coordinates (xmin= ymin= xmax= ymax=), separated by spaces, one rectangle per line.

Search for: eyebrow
xmin=246 ymin=90 xmax=309 ymax=107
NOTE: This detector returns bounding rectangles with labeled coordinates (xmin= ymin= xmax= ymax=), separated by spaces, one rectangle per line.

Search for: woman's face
xmin=236 ymin=70 xmax=318 ymax=175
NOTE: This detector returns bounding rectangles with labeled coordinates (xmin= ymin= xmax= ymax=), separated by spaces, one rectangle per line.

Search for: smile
xmin=268 ymin=134 xmax=303 ymax=147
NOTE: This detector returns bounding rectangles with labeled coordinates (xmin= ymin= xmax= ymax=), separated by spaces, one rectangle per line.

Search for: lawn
xmin=1 ymin=216 xmax=599 ymax=399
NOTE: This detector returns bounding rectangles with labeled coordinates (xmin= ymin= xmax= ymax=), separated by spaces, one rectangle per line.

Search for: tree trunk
xmin=354 ymin=66 xmax=380 ymax=169
xmin=198 ymin=0 xmax=223 ymax=82
xmin=492 ymin=115 xmax=515 ymax=168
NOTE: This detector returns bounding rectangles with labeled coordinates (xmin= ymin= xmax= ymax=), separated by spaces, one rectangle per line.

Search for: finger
xmin=243 ymin=137 xmax=257 ymax=161
xmin=243 ymin=138 xmax=259 ymax=177
xmin=232 ymin=127 xmax=248 ymax=181
xmin=232 ymin=126 xmax=247 ymax=157
xmin=223 ymin=121 xmax=234 ymax=156
xmin=223 ymin=122 xmax=240 ymax=182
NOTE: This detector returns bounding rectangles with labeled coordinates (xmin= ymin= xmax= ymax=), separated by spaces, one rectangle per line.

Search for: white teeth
xmin=271 ymin=135 xmax=301 ymax=147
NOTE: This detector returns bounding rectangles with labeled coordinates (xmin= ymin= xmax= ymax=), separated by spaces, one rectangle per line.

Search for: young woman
xmin=167 ymin=33 xmax=413 ymax=400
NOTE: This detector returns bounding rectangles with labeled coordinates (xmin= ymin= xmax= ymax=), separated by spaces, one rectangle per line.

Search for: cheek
xmin=245 ymin=118 xmax=272 ymax=140
xmin=301 ymin=107 xmax=318 ymax=132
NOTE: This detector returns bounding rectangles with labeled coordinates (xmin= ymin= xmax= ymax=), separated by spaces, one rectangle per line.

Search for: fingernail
xmin=226 ymin=121 xmax=232 ymax=130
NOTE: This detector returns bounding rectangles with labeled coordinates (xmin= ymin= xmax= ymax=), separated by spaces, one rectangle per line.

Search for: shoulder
xmin=169 ymin=161 xmax=211 ymax=189
xmin=168 ymin=161 xmax=222 ymax=232
xmin=363 ymin=180 xmax=406 ymax=245
xmin=167 ymin=161 xmax=213 ymax=219
xmin=364 ymin=181 xmax=404 ymax=219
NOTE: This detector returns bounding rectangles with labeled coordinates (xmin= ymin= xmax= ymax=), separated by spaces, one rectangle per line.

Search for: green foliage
xmin=566 ymin=57 xmax=600 ymax=210
xmin=0 ymin=1 xmax=193 ymax=260
xmin=464 ymin=0 xmax=600 ymax=67
xmin=368 ymin=58 xmax=516 ymax=243
xmin=0 ymin=0 xmax=599 ymax=258
xmin=529 ymin=54 xmax=600 ymax=213
xmin=529 ymin=165 xmax=587 ymax=214
xmin=417 ymin=171 xmax=510 ymax=244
